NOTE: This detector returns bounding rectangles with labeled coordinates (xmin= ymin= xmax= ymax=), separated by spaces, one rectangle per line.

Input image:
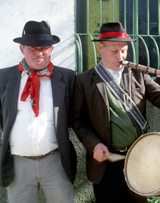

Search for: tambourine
xmin=124 ymin=132 xmax=160 ymax=197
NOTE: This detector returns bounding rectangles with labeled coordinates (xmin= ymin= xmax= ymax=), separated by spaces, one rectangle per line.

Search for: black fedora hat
xmin=92 ymin=21 xmax=134 ymax=42
xmin=13 ymin=20 xmax=60 ymax=46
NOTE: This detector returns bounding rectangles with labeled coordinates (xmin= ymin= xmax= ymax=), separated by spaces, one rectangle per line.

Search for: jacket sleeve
xmin=71 ymin=75 xmax=102 ymax=154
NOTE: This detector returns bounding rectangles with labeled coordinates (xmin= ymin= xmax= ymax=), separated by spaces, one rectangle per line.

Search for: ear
xmin=97 ymin=42 xmax=104 ymax=54
xmin=19 ymin=45 xmax=24 ymax=53
xmin=50 ymin=46 xmax=53 ymax=51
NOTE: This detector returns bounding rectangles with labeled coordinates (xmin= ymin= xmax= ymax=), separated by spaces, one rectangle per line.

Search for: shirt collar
xmin=101 ymin=62 xmax=124 ymax=85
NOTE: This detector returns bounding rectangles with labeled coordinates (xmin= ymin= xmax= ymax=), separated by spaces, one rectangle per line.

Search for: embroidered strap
xmin=95 ymin=62 xmax=149 ymax=132
xmin=18 ymin=60 xmax=53 ymax=117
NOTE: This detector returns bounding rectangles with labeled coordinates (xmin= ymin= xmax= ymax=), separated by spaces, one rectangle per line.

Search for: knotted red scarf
xmin=18 ymin=62 xmax=53 ymax=117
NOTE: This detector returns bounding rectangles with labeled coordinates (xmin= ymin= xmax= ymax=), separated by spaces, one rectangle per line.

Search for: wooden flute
xmin=120 ymin=61 xmax=160 ymax=77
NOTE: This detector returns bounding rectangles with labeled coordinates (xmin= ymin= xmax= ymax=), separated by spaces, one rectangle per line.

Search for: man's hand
xmin=93 ymin=143 xmax=109 ymax=162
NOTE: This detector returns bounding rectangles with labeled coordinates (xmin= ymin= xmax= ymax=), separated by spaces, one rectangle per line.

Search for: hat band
xmin=99 ymin=32 xmax=129 ymax=39
xmin=22 ymin=34 xmax=53 ymax=41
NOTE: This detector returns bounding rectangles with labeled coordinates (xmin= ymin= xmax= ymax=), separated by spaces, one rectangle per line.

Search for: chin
xmin=34 ymin=62 xmax=46 ymax=69
xmin=113 ymin=66 xmax=121 ymax=71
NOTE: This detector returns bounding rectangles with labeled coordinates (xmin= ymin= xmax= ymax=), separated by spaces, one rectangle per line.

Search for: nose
xmin=35 ymin=50 xmax=44 ymax=57
xmin=118 ymin=51 xmax=127 ymax=62
xmin=116 ymin=51 xmax=123 ymax=61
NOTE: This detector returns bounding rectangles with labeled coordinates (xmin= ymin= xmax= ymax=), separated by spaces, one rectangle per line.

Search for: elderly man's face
xmin=98 ymin=41 xmax=128 ymax=71
xmin=20 ymin=45 xmax=53 ymax=70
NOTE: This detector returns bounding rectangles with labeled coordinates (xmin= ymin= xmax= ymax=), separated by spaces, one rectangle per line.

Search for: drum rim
xmin=124 ymin=132 xmax=160 ymax=197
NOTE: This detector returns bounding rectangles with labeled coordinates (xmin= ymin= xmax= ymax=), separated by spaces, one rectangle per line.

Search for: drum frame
xmin=124 ymin=132 xmax=160 ymax=197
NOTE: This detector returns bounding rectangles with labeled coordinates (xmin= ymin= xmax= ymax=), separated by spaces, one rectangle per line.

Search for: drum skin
xmin=124 ymin=132 xmax=160 ymax=197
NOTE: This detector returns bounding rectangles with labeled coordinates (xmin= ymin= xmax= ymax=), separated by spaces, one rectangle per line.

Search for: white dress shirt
xmin=106 ymin=67 xmax=124 ymax=85
xmin=10 ymin=72 xmax=58 ymax=156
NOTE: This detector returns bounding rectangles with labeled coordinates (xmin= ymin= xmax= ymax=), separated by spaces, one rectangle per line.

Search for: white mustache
xmin=34 ymin=56 xmax=44 ymax=59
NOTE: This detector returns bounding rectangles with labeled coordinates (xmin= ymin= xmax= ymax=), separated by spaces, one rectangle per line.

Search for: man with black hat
xmin=0 ymin=20 xmax=77 ymax=203
xmin=71 ymin=21 xmax=160 ymax=203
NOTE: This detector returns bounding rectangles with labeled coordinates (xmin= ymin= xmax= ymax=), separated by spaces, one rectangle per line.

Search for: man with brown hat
xmin=0 ymin=20 xmax=77 ymax=203
xmin=71 ymin=21 xmax=160 ymax=203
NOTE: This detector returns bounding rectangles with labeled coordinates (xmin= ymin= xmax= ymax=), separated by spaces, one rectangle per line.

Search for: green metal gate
xmin=75 ymin=0 xmax=160 ymax=74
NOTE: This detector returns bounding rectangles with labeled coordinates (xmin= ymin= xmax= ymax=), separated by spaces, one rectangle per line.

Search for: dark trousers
xmin=93 ymin=160 xmax=147 ymax=203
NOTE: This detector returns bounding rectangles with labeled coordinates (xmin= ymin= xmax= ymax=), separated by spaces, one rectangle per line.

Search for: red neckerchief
xmin=18 ymin=62 xmax=53 ymax=117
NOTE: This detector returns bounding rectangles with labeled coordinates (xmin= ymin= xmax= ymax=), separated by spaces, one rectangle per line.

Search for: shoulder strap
xmin=95 ymin=62 xmax=149 ymax=132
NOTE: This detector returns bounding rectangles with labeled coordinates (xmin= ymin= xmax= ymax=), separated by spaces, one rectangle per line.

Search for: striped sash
xmin=95 ymin=62 xmax=149 ymax=132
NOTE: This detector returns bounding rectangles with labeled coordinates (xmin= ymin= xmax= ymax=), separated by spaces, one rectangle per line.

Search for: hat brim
xmin=92 ymin=37 xmax=135 ymax=42
xmin=13 ymin=34 xmax=60 ymax=46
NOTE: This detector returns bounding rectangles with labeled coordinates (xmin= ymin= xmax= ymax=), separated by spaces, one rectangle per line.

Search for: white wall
xmin=0 ymin=0 xmax=75 ymax=70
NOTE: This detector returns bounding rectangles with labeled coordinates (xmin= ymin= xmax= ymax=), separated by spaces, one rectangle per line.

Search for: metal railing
xmin=75 ymin=0 xmax=160 ymax=73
